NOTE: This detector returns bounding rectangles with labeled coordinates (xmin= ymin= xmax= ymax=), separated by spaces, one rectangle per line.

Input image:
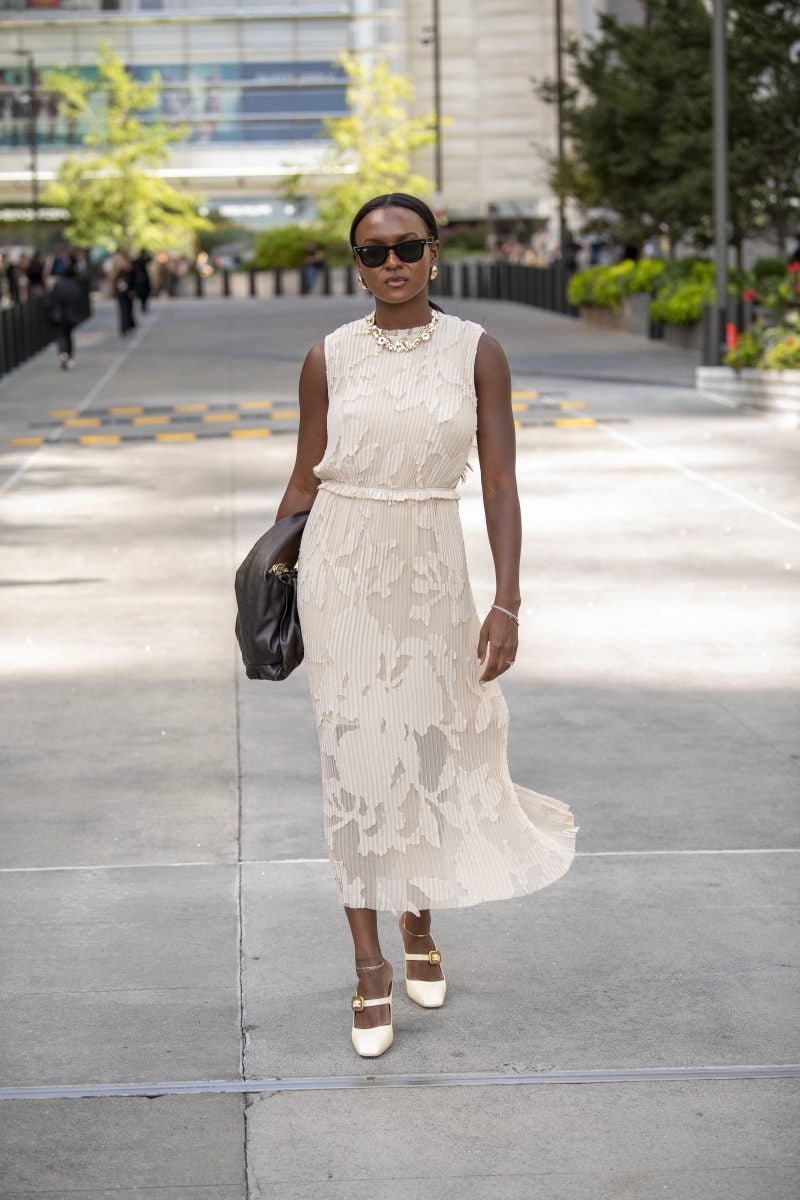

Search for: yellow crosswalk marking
xmin=514 ymin=420 xmax=522 ymax=431
xmin=559 ymin=400 xmax=587 ymax=410
xmin=511 ymin=403 xmax=528 ymax=413
xmin=79 ymin=435 xmax=121 ymax=445
xmin=238 ymin=401 xmax=273 ymax=411
xmin=64 ymin=418 xmax=101 ymax=428
xmin=133 ymin=415 xmax=170 ymax=426
xmin=174 ymin=404 xmax=208 ymax=414
xmin=9 ymin=436 xmax=44 ymax=447
xmin=109 ymin=406 xmax=144 ymax=416
xmin=512 ymin=390 xmax=539 ymax=400
xmin=554 ymin=417 xmax=596 ymax=427
xmin=231 ymin=428 xmax=272 ymax=439
xmin=156 ymin=433 xmax=196 ymax=443
xmin=203 ymin=412 xmax=239 ymax=423
xmin=49 ymin=409 xmax=78 ymax=419
xmin=271 ymin=409 xmax=299 ymax=420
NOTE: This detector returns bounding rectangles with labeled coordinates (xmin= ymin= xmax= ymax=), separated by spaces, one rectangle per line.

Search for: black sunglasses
xmin=352 ymin=237 xmax=435 ymax=269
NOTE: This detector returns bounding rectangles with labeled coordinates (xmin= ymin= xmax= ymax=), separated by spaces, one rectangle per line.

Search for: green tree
xmin=43 ymin=40 xmax=211 ymax=254
xmin=726 ymin=1 xmax=800 ymax=253
xmin=313 ymin=54 xmax=439 ymax=240
xmin=538 ymin=0 xmax=712 ymax=253
xmin=537 ymin=0 xmax=800 ymax=258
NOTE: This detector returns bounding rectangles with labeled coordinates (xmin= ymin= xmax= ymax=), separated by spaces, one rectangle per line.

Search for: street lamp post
xmin=711 ymin=0 xmax=729 ymax=364
xmin=555 ymin=0 xmax=567 ymax=251
xmin=431 ymin=0 xmax=443 ymax=196
xmin=14 ymin=49 xmax=41 ymax=254
xmin=421 ymin=1 xmax=443 ymax=200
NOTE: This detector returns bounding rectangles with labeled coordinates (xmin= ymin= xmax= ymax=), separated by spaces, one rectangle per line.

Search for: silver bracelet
xmin=492 ymin=603 xmax=520 ymax=624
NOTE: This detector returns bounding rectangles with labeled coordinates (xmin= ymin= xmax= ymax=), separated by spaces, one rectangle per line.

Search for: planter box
xmin=579 ymin=294 xmax=659 ymax=339
xmin=579 ymin=305 xmax=626 ymax=332
xmin=696 ymin=366 xmax=800 ymax=413
xmin=662 ymin=320 xmax=704 ymax=354
xmin=622 ymin=293 xmax=653 ymax=337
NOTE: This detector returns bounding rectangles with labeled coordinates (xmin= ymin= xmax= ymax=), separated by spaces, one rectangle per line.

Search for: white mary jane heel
xmin=351 ymin=979 xmax=394 ymax=1057
xmin=404 ymin=946 xmax=446 ymax=1008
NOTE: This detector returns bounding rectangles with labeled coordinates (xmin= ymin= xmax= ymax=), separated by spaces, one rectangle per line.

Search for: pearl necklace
xmin=365 ymin=308 xmax=439 ymax=352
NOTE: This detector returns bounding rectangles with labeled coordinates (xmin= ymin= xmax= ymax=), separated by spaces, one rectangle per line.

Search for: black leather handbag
xmin=234 ymin=509 xmax=310 ymax=680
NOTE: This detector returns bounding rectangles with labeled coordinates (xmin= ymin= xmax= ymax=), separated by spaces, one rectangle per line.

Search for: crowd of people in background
xmin=0 ymin=243 xmax=90 ymax=308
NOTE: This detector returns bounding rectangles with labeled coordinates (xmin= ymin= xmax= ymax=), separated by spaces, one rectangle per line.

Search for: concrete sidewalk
xmin=0 ymin=296 xmax=798 ymax=1198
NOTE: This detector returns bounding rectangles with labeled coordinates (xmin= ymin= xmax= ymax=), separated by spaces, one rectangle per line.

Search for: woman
xmin=47 ymin=259 xmax=84 ymax=369
xmin=275 ymin=193 xmax=577 ymax=1058
xmin=25 ymin=252 xmax=46 ymax=299
xmin=112 ymin=254 xmax=136 ymax=337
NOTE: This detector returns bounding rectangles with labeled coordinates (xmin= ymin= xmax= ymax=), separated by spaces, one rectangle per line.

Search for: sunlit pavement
xmin=1 ymin=295 xmax=798 ymax=1199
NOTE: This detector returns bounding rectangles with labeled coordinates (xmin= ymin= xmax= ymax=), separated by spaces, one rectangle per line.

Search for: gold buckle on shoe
xmin=428 ymin=950 xmax=442 ymax=965
xmin=351 ymin=995 xmax=366 ymax=1012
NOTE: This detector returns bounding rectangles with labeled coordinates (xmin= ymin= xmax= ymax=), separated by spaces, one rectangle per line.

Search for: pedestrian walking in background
xmin=25 ymin=252 xmax=46 ymax=299
xmin=272 ymin=192 xmax=577 ymax=1060
xmin=47 ymin=259 xmax=84 ymax=370
xmin=300 ymin=242 xmax=325 ymax=295
xmin=131 ymin=250 xmax=152 ymax=313
xmin=112 ymin=254 xmax=136 ymax=337
xmin=47 ymin=242 xmax=70 ymax=280
xmin=153 ymin=253 xmax=170 ymax=297
xmin=5 ymin=256 xmax=21 ymax=305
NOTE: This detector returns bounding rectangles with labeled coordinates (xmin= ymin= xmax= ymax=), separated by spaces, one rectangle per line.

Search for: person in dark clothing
xmin=301 ymin=242 xmax=325 ymax=295
xmin=112 ymin=254 xmax=137 ymax=336
xmin=131 ymin=250 xmax=152 ymax=312
xmin=48 ymin=243 xmax=70 ymax=279
xmin=6 ymin=259 xmax=21 ymax=305
xmin=26 ymin=252 xmax=46 ymax=298
xmin=48 ymin=263 xmax=84 ymax=369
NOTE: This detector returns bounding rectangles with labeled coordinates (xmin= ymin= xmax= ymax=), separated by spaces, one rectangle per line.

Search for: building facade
xmin=0 ymin=1 xmax=642 ymax=243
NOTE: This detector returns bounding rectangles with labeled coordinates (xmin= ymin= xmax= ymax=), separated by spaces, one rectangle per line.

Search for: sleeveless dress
xmin=296 ymin=312 xmax=577 ymax=915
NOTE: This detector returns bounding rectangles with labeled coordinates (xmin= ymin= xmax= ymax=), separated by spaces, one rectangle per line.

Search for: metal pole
xmin=555 ymin=0 xmax=566 ymax=251
xmin=432 ymin=0 xmax=443 ymax=195
xmin=29 ymin=56 xmax=40 ymax=254
xmin=15 ymin=50 xmax=40 ymax=253
xmin=712 ymin=0 xmax=728 ymax=365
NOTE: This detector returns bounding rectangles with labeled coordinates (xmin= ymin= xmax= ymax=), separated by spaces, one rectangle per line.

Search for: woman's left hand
xmin=476 ymin=608 xmax=518 ymax=683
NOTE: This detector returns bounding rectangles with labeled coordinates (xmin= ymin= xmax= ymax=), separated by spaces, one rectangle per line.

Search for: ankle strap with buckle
xmin=403 ymin=950 xmax=442 ymax=965
xmin=351 ymin=993 xmax=392 ymax=1011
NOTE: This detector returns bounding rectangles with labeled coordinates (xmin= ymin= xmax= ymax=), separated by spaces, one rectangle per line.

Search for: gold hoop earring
xmin=429 ymin=265 xmax=439 ymax=281
xmin=358 ymin=276 xmax=369 ymax=291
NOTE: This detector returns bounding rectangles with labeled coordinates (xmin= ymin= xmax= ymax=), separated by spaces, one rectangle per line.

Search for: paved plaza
xmin=0 ymin=293 xmax=798 ymax=1198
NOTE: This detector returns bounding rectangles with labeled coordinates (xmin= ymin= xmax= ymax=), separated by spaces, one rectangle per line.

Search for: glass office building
xmin=0 ymin=1 xmax=643 ymax=239
xmin=0 ymin=1 xmax=402 ymax=232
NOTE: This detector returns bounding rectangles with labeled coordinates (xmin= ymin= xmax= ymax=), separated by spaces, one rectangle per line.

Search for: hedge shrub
xmin=568 ymin=258 xmax=666 ymax=309
xmin=252 ymin=225 xmax=350 ymax=270
xmin=650 ymin=262 xmax=716 ymax=326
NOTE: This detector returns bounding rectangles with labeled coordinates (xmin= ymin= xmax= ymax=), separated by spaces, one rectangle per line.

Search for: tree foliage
xmin=43 ymin=40 xmax=211 ymax=254
xmin=313 ymin=54 xmax=438 ymax=239
xmin=537 ymin=0 xmax=800 ymax=254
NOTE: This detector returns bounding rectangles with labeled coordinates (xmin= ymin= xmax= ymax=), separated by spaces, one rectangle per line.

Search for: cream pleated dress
xmin=296 ymin=311 xmax=577 ymax=915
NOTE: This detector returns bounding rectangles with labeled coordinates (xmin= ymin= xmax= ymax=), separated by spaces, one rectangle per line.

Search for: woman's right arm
xmin=274 ymin=340 xmax=328 ymax=563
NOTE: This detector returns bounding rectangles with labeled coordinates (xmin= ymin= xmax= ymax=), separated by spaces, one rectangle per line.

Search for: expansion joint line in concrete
xmin=2 ymin=1064 xmax=798 ymax=1101
xmin=0 ymin=848 xmax=798 ymax=875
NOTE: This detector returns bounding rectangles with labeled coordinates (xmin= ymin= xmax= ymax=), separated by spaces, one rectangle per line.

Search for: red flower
xmin=742 ymin=289 xmax=758 ymax=301
xmin=788 ymin=262 xmax=800 ymax=273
